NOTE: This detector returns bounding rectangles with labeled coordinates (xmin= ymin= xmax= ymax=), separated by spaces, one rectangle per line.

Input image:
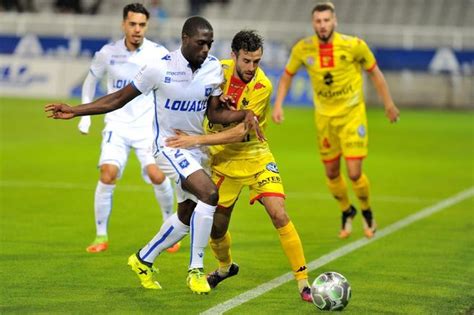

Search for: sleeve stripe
xmin=284 ymin=68 xmax=296 ymax=76
xmin=89 ymin=69 xmax=99 ymax=78
xmin=366 ymin=62 xmax=377 ymax=72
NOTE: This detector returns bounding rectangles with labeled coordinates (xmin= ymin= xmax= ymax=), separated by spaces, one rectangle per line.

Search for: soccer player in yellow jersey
xmin=166 ymin=30 xmax=312 ymax=302
xmin=272 ymin=2 xmax=400 ymax=239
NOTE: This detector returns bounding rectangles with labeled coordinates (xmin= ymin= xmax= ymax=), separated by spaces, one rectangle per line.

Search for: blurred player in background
xmin=272 ymin=2 xmax=400 ymax=239
xmin=77 ymin=3 xmax=176 ymax=254
xmin=165 ymin=30 xmax=312 ymax=302
xmin=46 ymin=16 xmax=262 ymax=295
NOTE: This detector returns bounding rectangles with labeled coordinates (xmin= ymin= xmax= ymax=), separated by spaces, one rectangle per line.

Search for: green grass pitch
xmin=1 ymin=97 xmax=473 ymax=314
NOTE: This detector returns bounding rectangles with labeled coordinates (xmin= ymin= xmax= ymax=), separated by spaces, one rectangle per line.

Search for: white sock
xmin=94 ymin=181 xmax=115 ymax=236
xmin=139 ymin=213 xmax=189 ymax=264
xmin=189 ymin=201 xmax=216 ymax=270
xmin=152 ymin=177 xmax=174 ymax=222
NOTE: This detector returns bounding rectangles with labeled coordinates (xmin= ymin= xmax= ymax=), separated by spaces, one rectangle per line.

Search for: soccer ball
xmin=310 ymin=272 xmax=351 ymax=311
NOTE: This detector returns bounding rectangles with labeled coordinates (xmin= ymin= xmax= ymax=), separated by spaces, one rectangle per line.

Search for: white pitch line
xmin=0 ymin=180 xmax=437 ymax=204
xmin=200 ymin=186 xmax=474 ymax=315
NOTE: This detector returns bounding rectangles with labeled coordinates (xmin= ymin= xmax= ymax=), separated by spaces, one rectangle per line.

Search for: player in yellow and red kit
xmin=272 ymin=2 xmax=400 ymax=239
xmin=166 ymin=30 xmax=312 ymax=302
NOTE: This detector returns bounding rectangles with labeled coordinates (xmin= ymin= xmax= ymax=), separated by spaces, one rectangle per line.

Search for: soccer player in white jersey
xmin=45 ymin=16 xmax=262 ymax=294
xmin=77 ymin=3 xmax=176 ymax=254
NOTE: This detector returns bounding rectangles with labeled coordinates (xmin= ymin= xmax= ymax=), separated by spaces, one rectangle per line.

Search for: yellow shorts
xmin=315 ymin=104 xmax=368 ymax=162
xmin=211 ymin=153 xmax=285 ymax=208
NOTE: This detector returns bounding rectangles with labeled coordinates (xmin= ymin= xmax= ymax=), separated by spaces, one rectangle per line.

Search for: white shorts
xmin=98 ymin=125 xmax=156 ymax=183
xmin=155 ymin=146 xmax=210 ymax=203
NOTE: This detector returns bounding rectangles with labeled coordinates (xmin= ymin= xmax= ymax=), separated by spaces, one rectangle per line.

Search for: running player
xmin=77 ymin=3 xmax=176 ymax=254
xmin=272 ymin=2 xmax=400 ymax=239
xmin=165 ymin=30 xmax=312 ymax=302
xmin=45 ymin=16 xmax=262 ymax=295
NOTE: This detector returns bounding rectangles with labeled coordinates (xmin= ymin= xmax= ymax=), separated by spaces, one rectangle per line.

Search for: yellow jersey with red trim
xmin=205 ymin=59 xmax=272 ymax=160
xmin=285 ymin=32 xmax=377 ymax=117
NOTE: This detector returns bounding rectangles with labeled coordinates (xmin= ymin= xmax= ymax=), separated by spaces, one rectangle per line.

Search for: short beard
xmin=317 ymin=29 xmax=334 ymax=43
xmin=236 ymin=69 xmax=251 ymax=83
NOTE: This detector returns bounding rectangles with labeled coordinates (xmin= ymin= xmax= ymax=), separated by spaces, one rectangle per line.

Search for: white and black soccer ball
xmin=311 ymin=272 xmax=351 ymax=311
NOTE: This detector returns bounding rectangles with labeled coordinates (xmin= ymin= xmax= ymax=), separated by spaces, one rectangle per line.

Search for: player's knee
xmin=207 ymin=188 xmax=219 ymax=206
xmin=326 ymin=169 xmax=340 ymax=180
xmin=100 ymin=172 xmax=117 ymax=184
xmin=148 ymin=171 xmax=166 ymax=184
xmin=100 ymin=164 xmax=119 ymax=184
xmin=196 ymin=185 xmax=219 ymax=206
xmin=348 ymin=171 xmax=362 ymax=182
xmin=211 ymin=224 xmax=227 ymax=239
xmin=271 ymin=211 xmax=290 ymax=229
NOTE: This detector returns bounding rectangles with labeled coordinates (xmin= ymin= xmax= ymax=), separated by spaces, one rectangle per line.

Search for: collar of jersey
xmin=177 ymin=47 xmax=202 ymax=70
xmin=121 ymin=37 xmax=146 ymax=53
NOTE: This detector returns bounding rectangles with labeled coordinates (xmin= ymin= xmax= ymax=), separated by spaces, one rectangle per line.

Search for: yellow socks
xmin=327 ymin=175 xmax=350 ymax=211
xmin=351 ymin=173 xmax=370 ymax=210
xmin=209 ymin=231 xmax=232 ymax=274
xmin=277 ymin=221 xmax=308 ymax=281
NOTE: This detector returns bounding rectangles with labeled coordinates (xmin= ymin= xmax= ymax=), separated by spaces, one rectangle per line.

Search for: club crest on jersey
xmin=179 ymin=159 xmax=190 ymax=169
xmin=164 ymin=77 xmax=171 ymax=83
xmin=205 ymin=86 xmax=212 ymax=97
xmin=266 ymin=162 xmax=279 ymax=173
xmin=357 ymin=124 xmax=366 ymax=137
xmin=307 ymin=56 xmax=315 ymax=65
xmin=254 ymin=82 xmax=265 ymax=90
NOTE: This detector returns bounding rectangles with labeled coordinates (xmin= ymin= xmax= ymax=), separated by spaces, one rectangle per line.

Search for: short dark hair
xmin=182 ymin=16 xmax=213 ymax=37
xmin=312 ymin=2 xmax=335 ymax=15
xmin=231 ymin=30 xmax=263 ymax=54
xmin=123 ymin=3 xmax=150 ymax=20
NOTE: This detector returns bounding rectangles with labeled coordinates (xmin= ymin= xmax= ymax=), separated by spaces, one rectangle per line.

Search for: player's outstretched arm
xmin=206 ymin=95 xmax=265 ymax=141
xmin=45 ymin=84 xmax=141 ymax=120
xmin=272 ymin=71 xmax=293 ymax=124
xmin=367 ymin=65 xmax=400 ymax=123
xmin=165 ymin=123 xmax=248 ymax=149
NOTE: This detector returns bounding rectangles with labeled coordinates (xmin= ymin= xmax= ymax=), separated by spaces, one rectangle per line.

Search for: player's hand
xmin=45 ymin=103 xmax=76 ymax=120
xmin=166 ymin=129 xmax=197 ymax=149
xmin=220 ymin=94 xmax=237 ymax=110
xmin=78 ymin=116 xmax=91 ymax=134
xmin=385 ymin=104 xmax=400 ymax=123
xmin=272 ymin=106 xmax=284 ymax=124
xmin=244 ymin=111 xmax=266 ymax=142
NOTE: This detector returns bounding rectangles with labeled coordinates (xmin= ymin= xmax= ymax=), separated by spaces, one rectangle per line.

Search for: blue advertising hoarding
xmin=1 ymin=34 xmax=472 ymax=104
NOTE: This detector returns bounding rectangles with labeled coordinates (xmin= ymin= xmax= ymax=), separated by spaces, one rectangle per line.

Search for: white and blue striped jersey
xmin=132 ymin=48 xmax=223 ymax=156
xmin=87 ymin=38 xmax=169 ymax=127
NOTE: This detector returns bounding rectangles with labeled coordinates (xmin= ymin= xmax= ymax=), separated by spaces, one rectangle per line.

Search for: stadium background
xmin=1 ymin=0 xmax=473 ymax=314
xmin=1 ymin=0 xmax=473 ymax=107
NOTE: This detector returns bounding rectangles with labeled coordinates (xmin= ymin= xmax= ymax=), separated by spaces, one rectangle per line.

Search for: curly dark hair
xmin=231 ymin=30 xmax=263 ymax=54
xmin=123 ymin=3 xmax=150 ymax=20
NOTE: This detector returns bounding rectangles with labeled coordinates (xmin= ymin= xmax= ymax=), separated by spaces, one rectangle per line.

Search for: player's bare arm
xmin=166 ymin=123 xmax=248 ymax=149
xmin=367 ymin=65 xmax=400 ymax=123
xmin=45 ymin=84 xmax=141 ymax=119
xmin=206 ymin=95 xmax=265 ymax=141
xmin=272 ymin=71 xmax=294 ymax=124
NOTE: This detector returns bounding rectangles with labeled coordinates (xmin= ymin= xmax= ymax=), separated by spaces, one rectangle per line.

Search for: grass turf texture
xmin=1 ymin=97 xmax=473 ymax=314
